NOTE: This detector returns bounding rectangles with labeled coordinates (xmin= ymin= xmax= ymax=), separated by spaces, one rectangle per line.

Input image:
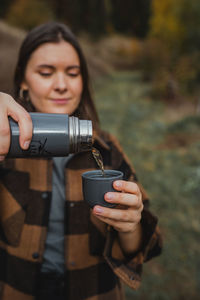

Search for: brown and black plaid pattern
xmin=0 ymin=131 xmax=162 ymax=300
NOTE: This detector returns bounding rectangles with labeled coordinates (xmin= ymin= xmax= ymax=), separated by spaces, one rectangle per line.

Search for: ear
xmin=20 ymin=81 xmax=29 ymax=91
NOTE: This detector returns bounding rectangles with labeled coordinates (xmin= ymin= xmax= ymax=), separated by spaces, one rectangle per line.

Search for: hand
xmin=93 ymin=180 xmax=144 ymax=234
xmin=0 ymin=92 xmax=33 ymax=161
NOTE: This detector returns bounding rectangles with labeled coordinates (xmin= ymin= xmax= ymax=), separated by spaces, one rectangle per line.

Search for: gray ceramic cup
xmin=82 ymin=170 xmax=123 ymax=208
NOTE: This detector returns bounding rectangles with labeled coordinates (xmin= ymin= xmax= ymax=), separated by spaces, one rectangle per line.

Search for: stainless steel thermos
xmin=7 ymin=113 xmax=93 ymax=158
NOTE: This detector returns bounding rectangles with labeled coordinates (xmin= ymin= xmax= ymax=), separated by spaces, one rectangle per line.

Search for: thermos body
xmin=7 ymin=113 xmax=93 ymax=158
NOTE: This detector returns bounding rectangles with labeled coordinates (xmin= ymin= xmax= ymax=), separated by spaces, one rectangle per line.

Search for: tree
xmin=0 ymin=0 xmax=12 ymax=18
xmin=49 ymin=0 xmax=152 ymax=37
xmin=49 ymin=0 xmax=107 ymax=37
xmin=150 ymin=0 xmax=200 ymax=54
xmin=5 ymin=0 xmax=54 ymax=30
xmin=110 ymin=0 xmax=151 ymax=37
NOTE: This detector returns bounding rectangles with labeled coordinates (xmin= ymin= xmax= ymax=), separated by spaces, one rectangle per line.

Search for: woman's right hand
xmin=0 ymin=92 xmax=33 ymax=161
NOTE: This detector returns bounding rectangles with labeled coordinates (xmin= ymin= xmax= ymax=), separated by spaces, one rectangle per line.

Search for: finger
xmin=113 ymin=180 xmax=141 ymax=195
xmin=0 ymin=112 xmax=11 ymax=155
xmin=7 ymin=101 xmax=33 ymax=150
xmin=0 ymin=93 xmax=33 ymax=151
xmin=105 ymin=192 xmax=142 ymax=208
xmin=94 ymin=214 xmax=136 ymax=233
xmin=93 ymin=205 xmax=141 ymax=223
xmin=17 ymin=113 xmax=33 ymax=149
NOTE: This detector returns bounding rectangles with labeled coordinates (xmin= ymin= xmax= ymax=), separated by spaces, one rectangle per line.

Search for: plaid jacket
xmin=0 ymin=130 xmax=162 ymax=300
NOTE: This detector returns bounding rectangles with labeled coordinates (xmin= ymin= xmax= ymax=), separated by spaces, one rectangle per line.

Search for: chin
xmin=38 ymin=106 xmax=70 ymax=114
xmin=49 ymin=108 xmax=74 ymax=115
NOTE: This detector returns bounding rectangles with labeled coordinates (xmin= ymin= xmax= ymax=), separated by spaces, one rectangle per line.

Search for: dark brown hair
xmin=14 ymin=21 xmax=100 ymax=130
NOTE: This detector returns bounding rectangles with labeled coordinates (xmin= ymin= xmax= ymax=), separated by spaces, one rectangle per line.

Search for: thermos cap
xmin=69 ymin=116 xmax=92 ymax=153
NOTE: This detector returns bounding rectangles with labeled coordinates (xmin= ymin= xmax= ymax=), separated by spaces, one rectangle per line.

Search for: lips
xmin=50 ymin=98 xmax=71 ymax=104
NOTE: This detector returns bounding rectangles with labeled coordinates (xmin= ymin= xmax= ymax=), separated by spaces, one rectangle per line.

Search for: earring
xmin=19 ymin=89 xmax=30 ymax=102
xmin=19 ymin=88 xmax=24 ymax=100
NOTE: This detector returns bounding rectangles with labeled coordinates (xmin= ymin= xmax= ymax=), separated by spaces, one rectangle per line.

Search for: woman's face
xmin=21 ymin=40 xmax=83 ymax=114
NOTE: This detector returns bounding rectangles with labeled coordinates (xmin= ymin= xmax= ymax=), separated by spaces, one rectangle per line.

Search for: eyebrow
xmin=37 ymin=64 xmax=80 ymax=70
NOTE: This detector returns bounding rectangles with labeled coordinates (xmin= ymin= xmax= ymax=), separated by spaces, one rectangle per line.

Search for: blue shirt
xmin=41 ymin=155 xmax=73 ymax=274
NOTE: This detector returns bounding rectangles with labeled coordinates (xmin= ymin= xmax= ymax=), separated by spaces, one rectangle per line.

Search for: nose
xmin=54 ymin=73 xmax=67 ymax=93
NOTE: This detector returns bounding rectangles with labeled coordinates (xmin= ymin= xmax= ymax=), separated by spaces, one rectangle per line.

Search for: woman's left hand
xmin=93 ymin=180 xmax=144 ymax=233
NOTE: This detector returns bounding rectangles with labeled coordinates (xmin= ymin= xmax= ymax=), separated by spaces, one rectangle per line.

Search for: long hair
xmin=14 ymin=22 xmax=100 ymax=131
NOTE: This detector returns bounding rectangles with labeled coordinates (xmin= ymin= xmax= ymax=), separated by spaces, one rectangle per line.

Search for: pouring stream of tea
xmin=92 ymin=147 xmax=105 ymax=177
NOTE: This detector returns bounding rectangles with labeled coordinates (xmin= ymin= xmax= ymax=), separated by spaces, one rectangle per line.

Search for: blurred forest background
xmin=0 ymin=0 xmax=200 ymax=299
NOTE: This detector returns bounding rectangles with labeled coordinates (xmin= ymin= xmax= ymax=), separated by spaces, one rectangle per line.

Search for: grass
xmin=93 ymin=71 xmax=200 ymax=300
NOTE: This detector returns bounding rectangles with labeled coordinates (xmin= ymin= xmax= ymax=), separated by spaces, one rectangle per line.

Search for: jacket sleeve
xmin=102 ymin=132 xmax=162 ymax=290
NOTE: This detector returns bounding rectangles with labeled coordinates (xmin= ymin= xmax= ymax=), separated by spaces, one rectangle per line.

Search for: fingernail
xmin=106 ymin=193 xmax=114 ymax=200
xmin=114 ymin=181 xmax=122 ymax=188
xmin=23 ymin=141 xmax=30 ymax=149
xmin=95 ymin=207 xmax=103 ymax=214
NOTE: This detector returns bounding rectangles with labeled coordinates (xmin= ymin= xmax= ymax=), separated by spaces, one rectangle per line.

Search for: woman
xmin=0 ymin=22 xmax=162 ymax=300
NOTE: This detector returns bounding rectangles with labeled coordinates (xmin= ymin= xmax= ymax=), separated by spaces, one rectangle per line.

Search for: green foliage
xmin=93 ymin=71 xmax=200 ymax=299
xmin=131 ymin=0 xmax=200 ymax=101
xmin=150 ymin=0 xmax=200 ymax=54
xmin=5 ymin=0 xmax=54 ymax=30
xmin=168 ymin=115 xmax=200 ymax=132
xmin=174 ymin=53 xmax=200 ymax=94
xmin=143 ymin=0 xmax=200 ymax=100
xmin=149 ymin=0 xmax=185 ymax=53
xmin=136 ymin=40 xmax=200 ymax=100
xmin=180 ymin=0 xmax=200 ymax=53
xmin=136 ymin=39 xmax=171 ymax=80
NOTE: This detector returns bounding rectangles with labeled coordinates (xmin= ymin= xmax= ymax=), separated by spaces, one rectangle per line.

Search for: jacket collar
xmin=93 ymin=130 xmax=110 ymax=151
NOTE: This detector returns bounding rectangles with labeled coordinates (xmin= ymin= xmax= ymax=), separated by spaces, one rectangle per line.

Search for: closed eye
xmin=39 ymin=72 xmax=52 ymax=77
xmin=68 ymin=72 xmax=80 ymax=77
xmin=67 ymin=66 xmax=81 ymax=77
